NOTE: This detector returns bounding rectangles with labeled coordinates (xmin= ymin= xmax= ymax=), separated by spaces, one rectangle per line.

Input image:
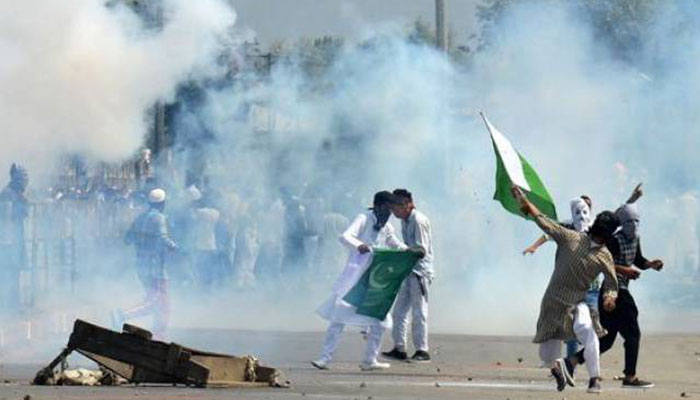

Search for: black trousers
xmin=576 ymin=289 xmax=640 ymax=376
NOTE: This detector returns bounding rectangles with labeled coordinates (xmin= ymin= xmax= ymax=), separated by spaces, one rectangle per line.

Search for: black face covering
xmin=589 ymin=210 xmax=619 ymax=243
xmin=373 ymin=207 xmax=391 ymax=231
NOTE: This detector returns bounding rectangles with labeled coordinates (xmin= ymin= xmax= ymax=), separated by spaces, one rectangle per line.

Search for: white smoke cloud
xmin=176 ymin=1 xmax=699 ymax=335
xmin=2 ymin=0 xmax=698 ymax=354
xmin=0 ymin=0 xmax=235 ymax=177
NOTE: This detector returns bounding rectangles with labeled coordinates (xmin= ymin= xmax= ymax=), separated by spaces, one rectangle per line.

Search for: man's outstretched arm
xmin=511 ymin=185 xmax=568 ymax=243
xmin=523 ymin=234 xmax=548 ymax=255
xmin=626 ymin=183 xmax=643 ymax=204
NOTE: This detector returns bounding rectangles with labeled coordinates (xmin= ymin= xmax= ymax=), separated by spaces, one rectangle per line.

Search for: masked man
xmin=568 ymin=202 xmax=663 ymax=389
xmin=523 ymin=195 xmax=594 ymax=255
xmin=382 ymin=189 xmax=434 ymax=363
xmin=312 ymin=191 xmax=405 ymax=371
xmin=115 ymin=188 xmax=178 ymax=339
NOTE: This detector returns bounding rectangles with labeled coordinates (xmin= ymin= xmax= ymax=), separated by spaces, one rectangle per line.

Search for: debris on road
xmin=33 ymin=319 xmax=288 ymax=388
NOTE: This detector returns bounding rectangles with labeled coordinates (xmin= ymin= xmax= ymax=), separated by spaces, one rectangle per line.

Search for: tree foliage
xmin=476 ymin=0 xmax=662 ymax=63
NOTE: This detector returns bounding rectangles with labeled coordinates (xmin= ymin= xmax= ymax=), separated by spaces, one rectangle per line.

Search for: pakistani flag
xmin=480 ymin=112 xmax=557 ymax=220
xmin=344 ymin=249 xmax=421 ymax=320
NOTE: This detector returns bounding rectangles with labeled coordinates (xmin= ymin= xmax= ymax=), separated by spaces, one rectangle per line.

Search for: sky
xmin=229 ymin=0 xmax=481 ymax=45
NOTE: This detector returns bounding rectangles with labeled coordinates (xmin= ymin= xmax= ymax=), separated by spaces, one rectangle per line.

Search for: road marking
xmin=326 ymin=379 xmax=624 ymax=392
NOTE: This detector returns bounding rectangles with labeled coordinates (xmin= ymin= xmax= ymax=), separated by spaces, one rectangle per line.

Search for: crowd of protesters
xmin=0 ymin=154 xmax=365 ymax=320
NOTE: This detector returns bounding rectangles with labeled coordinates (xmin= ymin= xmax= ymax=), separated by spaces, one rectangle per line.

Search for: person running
xmin=113 ymin=188 xmax=178 ymax=339
xmin=512 ymin=185 xmax=619 ymax=394
xmin=567 ymin=201 xmax=664 ymax=389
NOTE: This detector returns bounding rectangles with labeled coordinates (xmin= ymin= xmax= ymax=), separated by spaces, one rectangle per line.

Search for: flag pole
xmin=478 ymin=111 xmax=489 ymax=132
xmin=480 ymin=111 xmax=528 ymax=193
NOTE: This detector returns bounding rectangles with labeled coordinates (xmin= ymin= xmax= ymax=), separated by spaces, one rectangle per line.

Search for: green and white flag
xmin=343 ymin=249 xmax=421 ymax=320
xmin=480 ymin=112 xmax=557 ymax=220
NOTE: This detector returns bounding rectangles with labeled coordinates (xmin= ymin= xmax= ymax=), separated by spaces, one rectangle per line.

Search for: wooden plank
xmin=190 ymin=355 xmax=247 ymax=383
xmin=58 ymin=320 xmax=281 ymax=388
xmin=78 ymin=351 xmax=135 ymax=380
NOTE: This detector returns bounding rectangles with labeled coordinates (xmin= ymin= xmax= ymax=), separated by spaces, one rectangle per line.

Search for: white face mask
xmin=570 ymin=199 xmax=592 ymax=232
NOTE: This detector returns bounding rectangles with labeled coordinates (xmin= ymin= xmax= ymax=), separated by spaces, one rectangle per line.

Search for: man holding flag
xmin=312 ymin=191 xmax=421 ymax=371
xmin=512 ymin=186 xmax=621 ymax=393
xmin=482 ymin=113 xmax=620 ymax=393
xmin=383 ymin=189 xmax=434 ymax=363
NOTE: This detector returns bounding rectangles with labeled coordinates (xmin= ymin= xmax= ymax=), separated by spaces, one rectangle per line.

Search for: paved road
xmin=1 ymin=329 xmax=699 ymax=400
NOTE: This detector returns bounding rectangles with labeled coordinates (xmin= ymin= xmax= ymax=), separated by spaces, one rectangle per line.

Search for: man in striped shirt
xmin=512 ymin=186 xmax=619 ymax=394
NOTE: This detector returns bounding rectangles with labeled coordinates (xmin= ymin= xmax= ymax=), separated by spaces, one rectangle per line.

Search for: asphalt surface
xmin=1 ymin=328 xmax=699 ymax=400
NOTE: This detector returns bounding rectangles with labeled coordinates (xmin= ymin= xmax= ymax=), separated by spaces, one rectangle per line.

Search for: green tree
xmin=476 ymin=0 xmax=662 ymax=63
xmin=407 ymin=17 xmax=437 ymax=47
xmin=405 ymin=17 xmax=472 ymax=66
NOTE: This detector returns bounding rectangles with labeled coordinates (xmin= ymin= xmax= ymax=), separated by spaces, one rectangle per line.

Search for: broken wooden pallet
xmin=33 ymin=319 xmax=288 ymax=388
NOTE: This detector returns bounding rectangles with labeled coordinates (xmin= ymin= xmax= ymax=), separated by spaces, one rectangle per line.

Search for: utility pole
xmin=153 ymin=1 xmax=166 ymax=157
xmin=435 ymin=0 xmax=448 ymax=52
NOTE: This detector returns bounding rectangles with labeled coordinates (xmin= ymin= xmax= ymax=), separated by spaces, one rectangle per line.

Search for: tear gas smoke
xmin=1 ymin=0 xmax=699 ymax=364
xmin=0 ymin=0 xmax=235 ymax=175
xmin=168 ymin=1 xmax=699 ymax=336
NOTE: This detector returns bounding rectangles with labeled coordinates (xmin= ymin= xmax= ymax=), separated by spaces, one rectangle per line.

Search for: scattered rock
xmin=367 ymin=397 xmax=373 ymax=400
xmin=301 ymin=393 xmax=306 ymax=397
xmin=359 ymin=382 xmax=366 ymax=388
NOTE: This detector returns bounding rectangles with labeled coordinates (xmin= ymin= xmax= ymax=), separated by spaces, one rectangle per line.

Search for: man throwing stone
xmin=511 ymin=186 xmax=620 ymax=394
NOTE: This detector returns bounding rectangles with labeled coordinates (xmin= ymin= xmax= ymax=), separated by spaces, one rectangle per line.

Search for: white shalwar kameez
xmin=316 ymin=211 xmax=405 ymax=365
xmin=391 ymin=209 xmax=434 ymax=354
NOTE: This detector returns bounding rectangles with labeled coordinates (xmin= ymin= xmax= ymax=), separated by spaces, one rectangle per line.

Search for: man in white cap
xmin=115 ymin=188 xmax=178 ymax=338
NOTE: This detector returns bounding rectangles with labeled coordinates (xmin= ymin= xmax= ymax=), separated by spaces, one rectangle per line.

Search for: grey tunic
xmin=124 ymin=208 xmax=177 ymax=281
xmin=532 ymin=215 xmax=618 ymax=343
xmin=401 ymin=209 xmax=434 ymax=279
